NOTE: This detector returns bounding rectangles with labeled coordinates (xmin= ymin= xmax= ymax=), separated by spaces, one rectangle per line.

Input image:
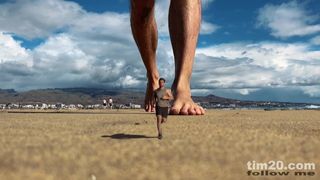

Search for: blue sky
xmin=0 ymin=0 xmax=320 ymax=103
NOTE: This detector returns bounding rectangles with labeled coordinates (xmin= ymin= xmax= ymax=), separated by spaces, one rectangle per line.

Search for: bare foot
xmin=170 ymin=81 xmax=205 ymax=115
xmin=144 ymin=75 xmax=159 ymax=112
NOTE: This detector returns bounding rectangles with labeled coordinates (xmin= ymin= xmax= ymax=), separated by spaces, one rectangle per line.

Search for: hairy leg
xmin=169 ymin=0 xmax=205 ymax=115
xmin=130 ymin=0 xmax=159 ymax=112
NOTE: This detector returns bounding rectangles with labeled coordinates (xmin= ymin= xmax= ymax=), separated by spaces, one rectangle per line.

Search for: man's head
xmin=159 ymin=77 xmax=166 ymax=88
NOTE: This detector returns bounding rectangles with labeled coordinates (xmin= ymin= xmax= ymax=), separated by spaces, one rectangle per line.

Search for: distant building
xmin=8 ymin=103 xmax=19 ymax=109
xmin=68 ymin=104 xmax=76 ymax=109
xmin=77 ymin=104 xmax=84 ymax=109
xmin=22 ymin=104 xmax=34 ymax=109
xmin=48 ymin=104 xmax=57 ymax=109
xmin=41 ymin=103 xmax=48 ymax=109
xmin=56 ymin=103 xmax=65 ymax=109
xmin=0 ymin=104 xmax=6 ymax=109
xmin=129 ymin=103 xmax=142 ymax=109
xmin=93 ymin=104 xmax=102 ymax=109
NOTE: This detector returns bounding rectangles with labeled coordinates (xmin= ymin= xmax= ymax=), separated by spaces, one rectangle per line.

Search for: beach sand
xmin=0 ymin=109 xmax=319 ymax=180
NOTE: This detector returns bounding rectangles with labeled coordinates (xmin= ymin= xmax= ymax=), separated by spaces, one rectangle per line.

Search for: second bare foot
xmin=170 ymin=82 xmax=205 ymax=115
xmin=144 ymin=75 xmax=159 ymax=112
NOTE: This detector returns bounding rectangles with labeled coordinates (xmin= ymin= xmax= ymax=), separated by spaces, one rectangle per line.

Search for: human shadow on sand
xmin=101 ymin=133 xmax=157 ymax=139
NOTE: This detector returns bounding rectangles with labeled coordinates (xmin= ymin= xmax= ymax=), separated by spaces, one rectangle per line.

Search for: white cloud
xmin=0 ymin=0 xmax=83 ymax=39
xmin=195 ymin=42 xmax=320 ymax=96
xmin=197 ymin=42 xmax=320 ymax=70
xmin=70 ymin=12 xmax=132 ymax=43
xmin=201 ymin=21 xmax=220 ymax=35
xmin=310 ymin=35 xmax=320 ymax=45
xmin=33 ymin=33 xmax=91 ymax=73
xmin=234 ymin=88 xmax=260 ymax=95
xmin=257 ymin=1 xmax=320 ymax=38
xmin=0 ymin=0 xmax=147 ymax=90
xmin=0 ymin=32 xmax=32 ymax=66
xmin=28 ymin=30 xmax=149 ymax=89
xmin=155 ymin=0 xmax=170 ymax=36
xmin=301 ymin=86 xmax=320 ymax=97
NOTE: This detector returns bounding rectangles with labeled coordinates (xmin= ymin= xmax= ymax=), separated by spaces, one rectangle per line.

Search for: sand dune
xmin=0 ymin=109 xmax=319 ymax=180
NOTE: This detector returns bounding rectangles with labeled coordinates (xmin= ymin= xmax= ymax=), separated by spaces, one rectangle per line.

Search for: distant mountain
xmin=0 ymin=88 xmax=145 ymax=105
xmin=193 ymin=94 xmax=236 ymax=103
xmin=0 ymin=89 xmax=17 ymax=94
xmin=0 ymin=88 xmax=317 ymax=107
xmin=0 ymin=88 xmax=235 ymax=105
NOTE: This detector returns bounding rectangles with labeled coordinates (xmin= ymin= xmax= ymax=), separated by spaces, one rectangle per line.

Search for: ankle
xmin=147 ymin=72 xmax=159 ymax=83
xmin=171 ymin=79 xmax=191 ymax=96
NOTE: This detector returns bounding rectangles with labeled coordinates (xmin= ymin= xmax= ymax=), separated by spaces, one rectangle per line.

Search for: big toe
xmin=170 ymin=104 xmax=182 ymax=115
xmin=180 ymin=104 xmax=191 ymax=115
xmin=170 ymin=108 xmax=180 ymax=115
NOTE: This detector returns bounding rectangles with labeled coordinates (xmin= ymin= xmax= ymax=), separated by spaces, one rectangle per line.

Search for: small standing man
xmin=103 ymin=98 xmax=107 ymax=109
xmin=154 ymin=78 xmax=173 ymax=139
xmin=108 ymin=97 xmax=113 ymax=109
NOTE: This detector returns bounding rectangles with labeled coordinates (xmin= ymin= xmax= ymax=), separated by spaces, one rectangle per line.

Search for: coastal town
xmin=1 ymin=88 xmax=319 ymax=110
xmin=0 ymin=102 xmax=141 ymax=110
xmin=1 ymin=101 xmax=319 ymax=110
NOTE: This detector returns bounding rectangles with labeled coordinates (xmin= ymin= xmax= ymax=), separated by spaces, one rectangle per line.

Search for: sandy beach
xmin=0 ymin=109 xmax=319 ymax=180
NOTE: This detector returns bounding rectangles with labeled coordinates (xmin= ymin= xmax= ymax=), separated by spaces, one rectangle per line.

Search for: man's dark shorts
xmin=156 ymin=106 xmax=169 ymax=118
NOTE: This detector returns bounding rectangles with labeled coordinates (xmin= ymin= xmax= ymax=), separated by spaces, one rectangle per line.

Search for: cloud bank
xmin=257 ymin=1 xmax=320 ymax=38
xmin=0 ymin=0 xmax=320 ymax=102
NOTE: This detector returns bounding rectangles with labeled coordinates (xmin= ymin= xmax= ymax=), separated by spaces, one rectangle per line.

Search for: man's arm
xmin=162 ymin=89 xmax=173 ymax=100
